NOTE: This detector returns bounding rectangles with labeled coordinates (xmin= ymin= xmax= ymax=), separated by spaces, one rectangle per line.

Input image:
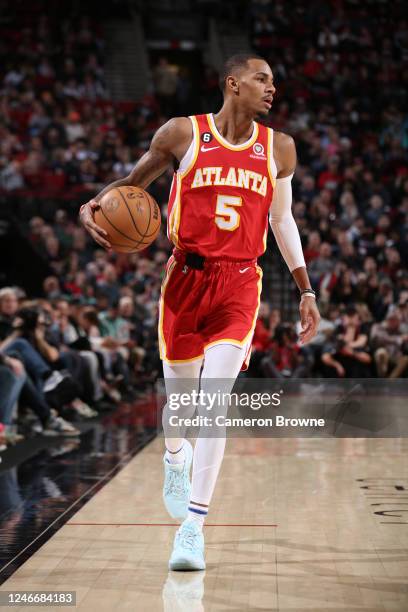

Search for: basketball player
xmin=80 ymin=54 xmax=320 ymax=570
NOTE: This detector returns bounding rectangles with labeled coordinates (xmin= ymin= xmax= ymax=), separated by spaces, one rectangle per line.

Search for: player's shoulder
xmin=159 ymin=116 xmax=192 ymax=136
xmin=273 ymin=130 xmax=295 ymax=151
xmin=152 ymin=117 xmax=192 ymax=150
xmin=272 ymin=131 xmax=296 ymax=175
xmin=169 ymin=116 xmax=192 ymax=128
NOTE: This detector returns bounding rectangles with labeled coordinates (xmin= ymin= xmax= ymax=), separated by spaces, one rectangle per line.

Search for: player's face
xmin=238 ymin=59 xmax=276 ymax=116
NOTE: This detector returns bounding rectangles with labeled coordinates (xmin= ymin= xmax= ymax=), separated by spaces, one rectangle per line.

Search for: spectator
xmin=153 ymin=57 xmax=179 ymax=116
xmin=321 ymin=306 xmax=372 ymax=378
xmin=261 ymin=324 xmax=309 ymax=378
xmin=371 ymin=311 xmax=408 ymax=378
xmin=308 ymin=242 xmax=335 ymax=286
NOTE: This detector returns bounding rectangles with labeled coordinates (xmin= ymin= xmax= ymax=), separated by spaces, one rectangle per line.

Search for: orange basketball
xmin=94 ymin=186 xmax=161 ymax=253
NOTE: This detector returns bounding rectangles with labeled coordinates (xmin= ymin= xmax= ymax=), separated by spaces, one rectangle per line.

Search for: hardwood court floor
xmin=1 ymin=437 xmax=407 ymax=611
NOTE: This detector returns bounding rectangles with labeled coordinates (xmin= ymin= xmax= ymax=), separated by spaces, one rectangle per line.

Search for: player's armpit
xmin=128 ymin=117 xmax=193 ymax=189
xmin=273 ymin=131 xmax=297 ymax=178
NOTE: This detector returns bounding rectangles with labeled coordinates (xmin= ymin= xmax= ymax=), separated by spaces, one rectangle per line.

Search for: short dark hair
xmin=219 ymin=53 xmax=265 ymax=92
xmin=344 ymin=305 xmax=358 ymax=317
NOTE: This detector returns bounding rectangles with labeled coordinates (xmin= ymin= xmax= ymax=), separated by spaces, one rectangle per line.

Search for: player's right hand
xmin=79 ymin=199 xmax=112 ymax=250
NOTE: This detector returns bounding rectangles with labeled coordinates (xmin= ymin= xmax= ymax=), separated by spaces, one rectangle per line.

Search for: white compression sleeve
xmin=269 ymin=173 xmax=306 ymax=273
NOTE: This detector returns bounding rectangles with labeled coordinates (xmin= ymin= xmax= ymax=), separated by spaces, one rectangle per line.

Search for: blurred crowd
xmin=0 ymin=269 xmax=162 ymax=449
xmin=0 ymin=1 xmax=407 ymax=451
xmin=246 ymin=0 xmax=408 ymax=379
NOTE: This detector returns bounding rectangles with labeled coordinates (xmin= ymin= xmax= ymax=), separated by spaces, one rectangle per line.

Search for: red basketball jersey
xmin=167 ymin=113 xmax=277 ymax=260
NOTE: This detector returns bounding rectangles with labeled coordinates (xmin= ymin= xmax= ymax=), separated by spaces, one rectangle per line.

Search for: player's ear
xmin=226 ymin=75 xmax=239 ymax=94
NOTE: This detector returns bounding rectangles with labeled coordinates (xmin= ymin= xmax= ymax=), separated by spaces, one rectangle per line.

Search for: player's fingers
xmin=299 ymin=308 xmax=308 ymax=329
xmin=299 ymin=303 xmax=311 ymax=330
xmin=89 ymin=228 xmax=111 ymax=250
xmin=299 ymin=316 xmax=314 ymax=344
xmin=86 ymin=218 xmax=108 ymax=238
xmin=299 ymin=321 xmax=312 ymax=337
xmin=310 ymin=309 xmax=320 ymax=334
xmin=80 ymin=202 xmax=108 ymax=235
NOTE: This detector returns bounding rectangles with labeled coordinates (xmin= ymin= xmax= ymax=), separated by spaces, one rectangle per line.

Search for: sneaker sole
xmin=169 ymin=558 xmax=206 ymax=571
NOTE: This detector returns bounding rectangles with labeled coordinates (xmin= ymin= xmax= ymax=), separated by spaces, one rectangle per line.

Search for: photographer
xmin=0 ymin=288 xmax=64 ymax=393
xmin=16 ymin=302 xmax=98 ymax=418
xmin=0 ymin=291 xmax=79 ymax=436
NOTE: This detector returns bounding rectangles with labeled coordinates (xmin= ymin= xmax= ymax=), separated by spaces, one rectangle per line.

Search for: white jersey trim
xmin=208 ymin=113 xmax=258 ymax=150
xmin=267 ymin=127 xmax=278 ymax=179
xmin=178 ymin=116 xmax=197 ymax=174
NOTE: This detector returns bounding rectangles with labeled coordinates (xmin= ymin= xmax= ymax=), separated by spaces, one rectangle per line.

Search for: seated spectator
xmin=246 ymin=302 xmax=274 ymax=377
xmin=0 ymin=355 xmax=26 ymax=446
xmin=321 ymin=306 xmax=372 ymax=378
xmin=308 ymin=242 xmax=335 ymax=286
xmin=261 ymin=324 xmax=309 ymax=379
xmin=303 ymin=231 xmax=322 ymax=264
xmin=371 ymin=311 xmax=408 ymax=378
xmin=295 ymin=303 xmax=339 ymax=374
xmin=78 ymin=306 xmax=131 ymax=399
xmin=372 ymin=280 xmax=395 ymax=322
xmin=331 ymin=269 xmax=357 ymax=305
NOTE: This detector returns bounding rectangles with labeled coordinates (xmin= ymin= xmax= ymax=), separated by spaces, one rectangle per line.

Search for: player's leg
xmin=162 ymin=359 xmax=202 ymax=520
xmin=169 ymin=342 xmax=246 ymax=571
xmin=162 ymin=360 xmax=202 ymax=460
xmin=188 ymin=343 xmax=245 ymax=525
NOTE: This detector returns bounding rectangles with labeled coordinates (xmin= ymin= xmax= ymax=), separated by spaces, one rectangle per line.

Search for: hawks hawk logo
xmin=253 ymin=142 xmax=265 ymax=156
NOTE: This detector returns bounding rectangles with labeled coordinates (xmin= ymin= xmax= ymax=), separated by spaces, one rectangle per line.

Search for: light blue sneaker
xmin=163 ymin=440 xmax=193 ymax=520
xmin=169 ymin=519 xmax=206 ymax=571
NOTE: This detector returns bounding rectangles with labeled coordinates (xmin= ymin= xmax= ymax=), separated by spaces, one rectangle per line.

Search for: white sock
xmin=187 ymin=500 xmax=208 ymax=530
xmin=165 ymin=442 xmax=185 ymax=465
xmin=188 ymin=344 xmax=246 ymax=529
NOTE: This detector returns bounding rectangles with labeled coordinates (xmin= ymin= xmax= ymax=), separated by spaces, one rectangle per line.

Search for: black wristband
xmin=300 ymin=288 xmax=316 ymax=297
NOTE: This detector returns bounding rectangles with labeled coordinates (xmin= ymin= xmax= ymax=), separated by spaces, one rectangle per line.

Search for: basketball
xmin=94 ymin=186 xmax=161 ymax=253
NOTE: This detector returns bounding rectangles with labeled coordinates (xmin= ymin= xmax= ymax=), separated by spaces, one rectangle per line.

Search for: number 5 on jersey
xmin=215 ymin=195 xmax=242 ymax=231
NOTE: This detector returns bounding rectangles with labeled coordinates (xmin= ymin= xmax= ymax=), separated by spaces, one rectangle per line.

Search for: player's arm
xmin=271 ymin=132 xmax=320 ymax=345
xmin=79 ymin=117 xmax=191 ymax=249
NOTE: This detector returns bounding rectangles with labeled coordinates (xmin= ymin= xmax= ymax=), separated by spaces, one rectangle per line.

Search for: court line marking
xmin=66 ymin=522 xmax=278 ymax=527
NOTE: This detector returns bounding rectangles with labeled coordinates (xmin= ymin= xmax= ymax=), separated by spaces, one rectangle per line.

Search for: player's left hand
xmin=298 ymin=296 xmax=320 ymax=345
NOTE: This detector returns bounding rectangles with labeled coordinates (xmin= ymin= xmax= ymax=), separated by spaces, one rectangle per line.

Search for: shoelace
xmin=164 ymin=468 xmax=188 ymax=497
xmin=178 ymin=528 xmax=200 ymax=552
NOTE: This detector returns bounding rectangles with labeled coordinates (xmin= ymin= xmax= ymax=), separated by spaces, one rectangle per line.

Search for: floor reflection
xmin=0 ymin=398 xmax=157 ymax=584
xmin=162 ymin=571 xmax=205 ymax=612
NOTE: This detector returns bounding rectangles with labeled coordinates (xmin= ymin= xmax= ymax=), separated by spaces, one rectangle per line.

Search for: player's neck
xmin=212 ymin=102 xmax=255 ymax=146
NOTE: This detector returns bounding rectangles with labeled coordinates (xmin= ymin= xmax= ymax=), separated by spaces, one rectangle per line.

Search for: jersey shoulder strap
xmin=265 ymin=125 xmax=278 ymax=181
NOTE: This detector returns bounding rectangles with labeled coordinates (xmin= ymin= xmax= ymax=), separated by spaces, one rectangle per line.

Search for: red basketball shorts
xmin=158 ymin=251 xmax=263 ymax=369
